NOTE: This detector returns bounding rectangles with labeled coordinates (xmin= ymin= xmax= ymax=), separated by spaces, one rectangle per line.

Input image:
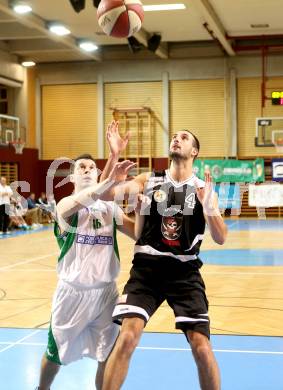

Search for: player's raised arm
xmin=100 ymin=120 xmax=130 ymax=182
xmin=116 ymin=193 xmax=151 ymax=240
xmin=57 ymin=160 xmax=136 ymax=227
xmin=195 ymin=172 xmax=228 ymax=245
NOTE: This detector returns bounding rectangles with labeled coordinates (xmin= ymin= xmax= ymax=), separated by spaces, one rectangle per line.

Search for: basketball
xmin=97 ymin=0 xmax=144 ymax=38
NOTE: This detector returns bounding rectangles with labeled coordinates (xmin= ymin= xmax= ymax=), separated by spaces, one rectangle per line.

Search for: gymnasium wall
xmin=104 ymin=82 xmax=163 ymax=157
xmin=169 ymin=79 xmax=225 ymax=158
xmin=0 ymin=146 xmax=39 ymax=194
xmin=0 ymin=49 xmax=23 ymax=82
xmin=3 ymin=54 xmax=283 ymax=162
xmin=0 ymin=49 xmax=28 ymax=125
xmin=41 ymin=84 xmax=98 ymax=159
xmin=35 ymin=55 xmax=283 ymax=160
xmin=237 ymin=76 xmax=283 ymax=158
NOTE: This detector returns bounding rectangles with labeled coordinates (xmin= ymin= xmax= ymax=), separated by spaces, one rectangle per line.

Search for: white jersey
xmin=54 ymin=200 xmax=123 ymax=289
xmin=0 ymin=184 xmax=12 ymax=205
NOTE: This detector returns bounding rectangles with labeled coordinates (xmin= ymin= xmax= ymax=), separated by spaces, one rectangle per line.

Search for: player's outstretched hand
xmin=134 ymin=193 xmax=151 ymax=214
xmin=108 ymin=160 xmax=137 ymax=184
xmin=106 ymin=120 xmax=130 ymax=156
xmin=195 ymin=172 xmax=219 ymax=216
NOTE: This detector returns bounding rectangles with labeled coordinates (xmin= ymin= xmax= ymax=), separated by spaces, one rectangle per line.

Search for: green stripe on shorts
xmin=45 ymin=324 xmax=62 ymax=365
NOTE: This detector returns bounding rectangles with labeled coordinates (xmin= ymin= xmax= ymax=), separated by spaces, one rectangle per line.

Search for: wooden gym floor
xmin=0 ymin=218 xmax=283 ymax=337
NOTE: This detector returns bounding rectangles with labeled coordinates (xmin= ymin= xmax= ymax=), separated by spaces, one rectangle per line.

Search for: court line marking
xmin=0 ymin=329 xmax=41 ymax=353
xmin=0 ymin=253 xmax=58 ymax=272
xmin=203 ymin=272 xmax=283 ymax=276
xmin=0 ymin=269 xmax=56 ymax=272
xmin=224 ymin=221 xmax=238 ymax=228
xmin=0 ymin=341 xmax=282 ymax=355
xmin=138 ymin=347 xmax=283 ymax=355
xmin=1 ymin=270 xmax=282 ymax=276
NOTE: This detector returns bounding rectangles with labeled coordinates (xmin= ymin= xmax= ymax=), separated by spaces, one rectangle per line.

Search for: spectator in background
xmin=37 ymin=192 xmax=53 ymax=223
xmin=26 ymin=192 xmax=43 ymax=227
xmin=9 ymin=197 xmax=30 ymax=230
xmin=0 ymin=176 xmax=12 ymax=235
xmin=37 ymin=192 xmax=48 ymax=207
xmin=27 ymin=192 xmax=37 ymax=209
xmin=46 ymin=194 xmax=56 ymax=217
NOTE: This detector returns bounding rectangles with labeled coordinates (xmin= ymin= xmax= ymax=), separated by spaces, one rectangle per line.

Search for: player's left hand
xmin=195 ymin=171 xmax=219 ymax=216
xmin=106 ymin=120 xmax=129 ymax=156
xmin=134 ymin=193 xmax=151 ymax=213
xmin=108 ymin=160 xmax=137 ymax=184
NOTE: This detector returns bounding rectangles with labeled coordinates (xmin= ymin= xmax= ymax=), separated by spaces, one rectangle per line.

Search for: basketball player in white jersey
xmin=36 ymin=122 xmax=136 ymax=390
xmin=102 ymin=130 xmax=228 ymax=390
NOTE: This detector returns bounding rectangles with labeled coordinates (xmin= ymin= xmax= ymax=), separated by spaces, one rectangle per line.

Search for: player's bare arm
xmin=116 ymin=189 xmax=151 ymax=240
xmin=195 ymin=172 xmax=228 ymax=245
xmin=112 ymin=172 xmax=150 ymax=205
xmin=133 ymin=193 xmax=151 ymax=240
xmin=100 ymin=120 xmax=130 ymax=182
xmin=116 ymin=213 xmax=136 ymax=240
xmin=57 ymin=160 xmax=136 ymax=226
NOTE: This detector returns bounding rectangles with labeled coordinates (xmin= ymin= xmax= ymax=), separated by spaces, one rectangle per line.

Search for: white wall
xmin=0 ymin=50 xmax=24 ymax=82
xmin=0 ymin=50 xmax=27 ymax=130
xmin=36 ymin=55 xmax=283 ymax=85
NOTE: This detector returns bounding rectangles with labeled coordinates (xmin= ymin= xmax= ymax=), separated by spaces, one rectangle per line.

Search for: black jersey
xmin=135 ymin=170 xmax=206 ymax=266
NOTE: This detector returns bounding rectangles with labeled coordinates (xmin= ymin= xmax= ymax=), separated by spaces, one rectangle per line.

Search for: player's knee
xmin=189 ymin=333 xmax=212 ymax=365
xmin=191 ymin=341 xmax=212 ymax=366
xmin=116 ymin=329 xmax=139 ymax=357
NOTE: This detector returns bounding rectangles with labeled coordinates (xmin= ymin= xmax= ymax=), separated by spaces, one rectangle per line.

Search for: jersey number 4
xmin=185 ymin=193 xmax=196 ymax=209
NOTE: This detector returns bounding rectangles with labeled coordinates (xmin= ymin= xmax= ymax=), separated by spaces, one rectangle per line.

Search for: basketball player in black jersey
xmin=102 ymin=130 xmax=228 ymax=390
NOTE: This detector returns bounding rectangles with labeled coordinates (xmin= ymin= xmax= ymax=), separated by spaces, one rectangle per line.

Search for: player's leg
xmin=88 ymin=283 xmax=121 ymax=390
xmin=103 ymin=259 xmax=163 ymax=390
xmin=186 ymin=330 xmax=220 ymax=390
xmin=102 ymin=317 xmax=145 ymax=390
xmin=36 ymin=283 xmax=86 ymax=389
xmin=166 ymin=262 xmax=220 ymax=390
xmin=36 ymin=323 xmax=62 ymax=389
xmin=37 ymin=354 xmax=60 ymax=390
xmin=95 ymin=360 xmax=106 ymax=390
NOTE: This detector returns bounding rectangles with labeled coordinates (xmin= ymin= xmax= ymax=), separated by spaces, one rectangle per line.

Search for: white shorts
xmin=46 ymin=281 xmax=119 ymax=365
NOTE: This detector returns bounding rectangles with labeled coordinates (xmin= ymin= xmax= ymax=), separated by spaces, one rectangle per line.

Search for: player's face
xmin=169 ymin=131 xmax=197 ymax=161
xmin=72 ymin=159 xmax=98 ymax=190
xmin=0 ymin=177 xmax=7 ymax=186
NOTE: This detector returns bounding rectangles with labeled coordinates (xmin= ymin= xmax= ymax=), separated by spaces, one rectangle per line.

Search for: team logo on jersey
xmin=154 ymin=189 xmax=167 ymax=203
xmin=161 ymin=215 xmax=182 ymax=240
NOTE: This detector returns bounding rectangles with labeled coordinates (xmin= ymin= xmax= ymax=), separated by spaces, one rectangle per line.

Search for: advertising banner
xmin=193 ymin=159 xmax=265 ymax=182
xmin=272 ymin=159 xmax=283 ymax=182
xmin=215 ymin=183 xmax=241 ymax=209
xmin=248 ymin=183 xmax=283 ymax=207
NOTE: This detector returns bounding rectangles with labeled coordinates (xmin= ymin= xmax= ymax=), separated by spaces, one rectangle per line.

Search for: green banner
xmin=193 ymin=159 xmax=265 ymax=182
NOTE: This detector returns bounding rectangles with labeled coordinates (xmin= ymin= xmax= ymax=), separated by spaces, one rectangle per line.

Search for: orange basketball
xmin=97 ymin=0 xmax=144 ymax=38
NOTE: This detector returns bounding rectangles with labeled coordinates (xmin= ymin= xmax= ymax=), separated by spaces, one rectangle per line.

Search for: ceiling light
xmin=22 ymin=61 xmax=36 ymax=67
xmin=13 ymin=4 xmax=32 ymax=14
xmin=143 ymin=3 xmax=186 ymax=11
xmin=79 ymin=41 xmax=98 ymax=52
xmin=49 ymin=24 xmax=71 ymax=36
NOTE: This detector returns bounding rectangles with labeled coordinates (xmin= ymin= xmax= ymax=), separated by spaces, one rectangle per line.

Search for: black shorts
xmin=113 ymin=254 xmax=210 ymax=339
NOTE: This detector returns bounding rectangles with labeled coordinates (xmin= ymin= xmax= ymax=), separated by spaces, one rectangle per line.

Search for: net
xmin=11 ymin=140 xmax=25 ymax=154
xmin=274 ymin=140 xmax=283 ymax=154
xmin=272 ymin=130 xmax=283 ymax=154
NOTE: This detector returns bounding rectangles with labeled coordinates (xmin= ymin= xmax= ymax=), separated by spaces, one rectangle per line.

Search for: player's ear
xmin=192 ymin=147 xmax=198 ymax=157
xmin=69 ymin=174 xmax=75 ymax=183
